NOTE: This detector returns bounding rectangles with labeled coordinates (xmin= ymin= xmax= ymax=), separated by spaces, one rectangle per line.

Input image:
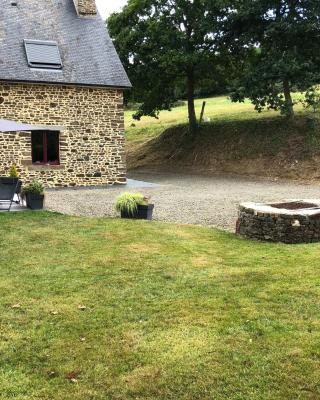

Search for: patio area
xmin=0 ymin=201 xmax=28 ymax=212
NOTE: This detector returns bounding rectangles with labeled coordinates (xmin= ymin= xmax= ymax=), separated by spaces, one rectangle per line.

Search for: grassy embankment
xmin=125 ymin=95 xmax=320 ymax=181
xmin=0 ymin=211 xmax=320 ymax=399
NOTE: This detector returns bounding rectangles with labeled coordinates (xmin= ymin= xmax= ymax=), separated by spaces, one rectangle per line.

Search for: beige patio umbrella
xmin=0 ymin=118 xmax=48 ymax=132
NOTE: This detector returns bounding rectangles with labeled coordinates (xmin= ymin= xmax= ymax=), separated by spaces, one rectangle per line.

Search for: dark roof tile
xmin=0 ymin=0 xmax=131 ymax=88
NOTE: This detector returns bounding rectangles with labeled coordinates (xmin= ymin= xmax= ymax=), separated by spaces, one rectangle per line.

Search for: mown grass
xmin=1 ymin=212 xmax=320 ymax=399
xmin=125 ymin=94 xmax=306 ymax=142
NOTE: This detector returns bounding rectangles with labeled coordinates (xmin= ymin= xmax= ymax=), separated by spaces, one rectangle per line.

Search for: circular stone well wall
xmin=237 ymin=200 xmax=320 ymax=244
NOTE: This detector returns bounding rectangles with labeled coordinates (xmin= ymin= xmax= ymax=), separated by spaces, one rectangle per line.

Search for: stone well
xmin=237 ymin=200 xmax=320 ymax=244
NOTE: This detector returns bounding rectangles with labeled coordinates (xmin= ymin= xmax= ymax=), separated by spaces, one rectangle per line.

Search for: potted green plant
xmin=23 ymin=180 xmax=45 ymax=210
xmin=115 ymin=192 xmax=154 ymax=220
xmin=8 ymin=164 xmax=22 ymax=200
xmin=9 ymin=164 xmax=18 ymax=178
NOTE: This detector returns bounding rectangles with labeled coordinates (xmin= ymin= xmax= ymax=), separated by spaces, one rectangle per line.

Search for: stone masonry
xmin=73 ymin=0 xmax=97 ymax=15
xmin=237 ymin=201 xmax=320 ymax=244
xmin=0 ymin=82 xmax=126 ymax=188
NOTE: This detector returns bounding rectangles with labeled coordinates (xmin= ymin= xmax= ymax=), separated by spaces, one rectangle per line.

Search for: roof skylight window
xmin=24 ymin=40 xmax=63 ymax=70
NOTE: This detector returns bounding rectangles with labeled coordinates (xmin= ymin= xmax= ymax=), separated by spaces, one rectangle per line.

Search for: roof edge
xmin=0 ymin=79 xmax=132 ymax=90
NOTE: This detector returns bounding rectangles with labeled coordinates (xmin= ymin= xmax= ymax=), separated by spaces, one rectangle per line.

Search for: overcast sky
xmin=96 ymin=0 xmax=128 ymax=18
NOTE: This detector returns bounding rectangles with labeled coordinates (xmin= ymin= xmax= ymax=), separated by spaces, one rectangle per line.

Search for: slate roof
xmin=0 ymin=0 xmax=131 ymax=88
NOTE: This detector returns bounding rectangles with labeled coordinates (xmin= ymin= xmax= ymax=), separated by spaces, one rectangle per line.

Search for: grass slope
xmin=125 ymin=96 xmax=320 ymax=181
xmin=1 ymin=212 xmax=320 ymax=399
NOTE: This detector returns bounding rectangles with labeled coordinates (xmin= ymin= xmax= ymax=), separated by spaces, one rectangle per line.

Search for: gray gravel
xmin=45 ymin=170 xmax=320 ymax=231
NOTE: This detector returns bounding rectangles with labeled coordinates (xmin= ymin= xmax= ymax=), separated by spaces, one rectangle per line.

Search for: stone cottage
xmin=0 ymin=0 xmax=131 ymax=187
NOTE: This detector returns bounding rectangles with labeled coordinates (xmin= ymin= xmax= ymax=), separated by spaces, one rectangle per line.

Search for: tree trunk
xmin=187 ymin=71 xmax=197 ymax=134
xmin=283 ymin=79 xmax=294 ymax=118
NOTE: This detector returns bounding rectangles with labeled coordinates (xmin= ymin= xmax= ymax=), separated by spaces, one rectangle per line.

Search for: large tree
xmin=108 ymin=0 xmax=230 ymax=133
xmin=229 ymin=0 xmax=320 ymax=118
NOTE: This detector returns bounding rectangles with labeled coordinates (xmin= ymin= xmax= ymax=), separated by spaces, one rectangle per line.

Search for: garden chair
xmin=0 ymin=177 xmax=21 ymax=211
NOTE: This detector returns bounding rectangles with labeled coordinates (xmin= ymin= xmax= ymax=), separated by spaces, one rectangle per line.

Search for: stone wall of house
xmin=73 ymin=0 xmax=97 ymax=15
xmin=237 ymin=205 xmax=320 ymax=244
xmin=0 ymin=82 xmax=126 ymax=188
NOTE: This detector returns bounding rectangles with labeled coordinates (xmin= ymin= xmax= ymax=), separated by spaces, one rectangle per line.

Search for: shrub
xmin=304 ymin=86 xmax=320 ymax=114
xmin=125 ymin=102 xmax=142 ymax=111
xmin=115 ymin=192 xmax=147 ymax=216
xmin=9 ymin=164 xmax=19 ymax=178
xmin=23 ymin=180 xmax=44 ymax=195
xmin=173 ymin=100 xmax=186 ymax=108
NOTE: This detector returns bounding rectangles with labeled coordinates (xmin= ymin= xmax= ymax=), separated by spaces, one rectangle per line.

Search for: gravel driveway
xmin=46 ymin=171 xmax=320 ymax=231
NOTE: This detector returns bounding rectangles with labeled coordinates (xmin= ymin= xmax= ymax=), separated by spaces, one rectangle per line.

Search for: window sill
xmin=27 ymin=164 xmax=65 ymax=171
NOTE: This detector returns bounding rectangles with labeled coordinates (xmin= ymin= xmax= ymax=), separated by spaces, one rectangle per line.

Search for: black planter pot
xmin=25 ymin=193 xmax=44 ymax=210
xmin=121 ymin=204 xmax=154 ymax=220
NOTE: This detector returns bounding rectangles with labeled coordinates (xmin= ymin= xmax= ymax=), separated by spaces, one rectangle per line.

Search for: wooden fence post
xmin=199 ymin=101 xmax=206 ymax=124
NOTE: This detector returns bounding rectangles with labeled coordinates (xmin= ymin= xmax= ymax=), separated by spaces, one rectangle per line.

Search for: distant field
xmin=125 ymin=94 xmax=305 ymax=142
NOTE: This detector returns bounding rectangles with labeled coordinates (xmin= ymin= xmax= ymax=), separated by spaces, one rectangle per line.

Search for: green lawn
xmin=125 ymin=94 xmax=306 ymax=142
xmin=1 ymin=212 xmax=319 ymax=399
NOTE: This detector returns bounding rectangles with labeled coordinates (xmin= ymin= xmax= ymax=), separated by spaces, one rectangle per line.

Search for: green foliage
xmin=109 ymin=0 xmax=320 ymax=123
xmin=115 ymin=192 xmax=147 ymax=215
xmin=229 ymin=1 xmax=320 ymax=118
xmin=8 ymin=164 xmax=18 ymax=178
xmin=23 ymin=180 xmax=44 ymax=195
xmin=107 ymin=0 xmax=234 ymax=133
xmin=173 ymin=100 xmax=186 ymax=108
xmin=304 ymin=86 xmax=320 ymax=114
